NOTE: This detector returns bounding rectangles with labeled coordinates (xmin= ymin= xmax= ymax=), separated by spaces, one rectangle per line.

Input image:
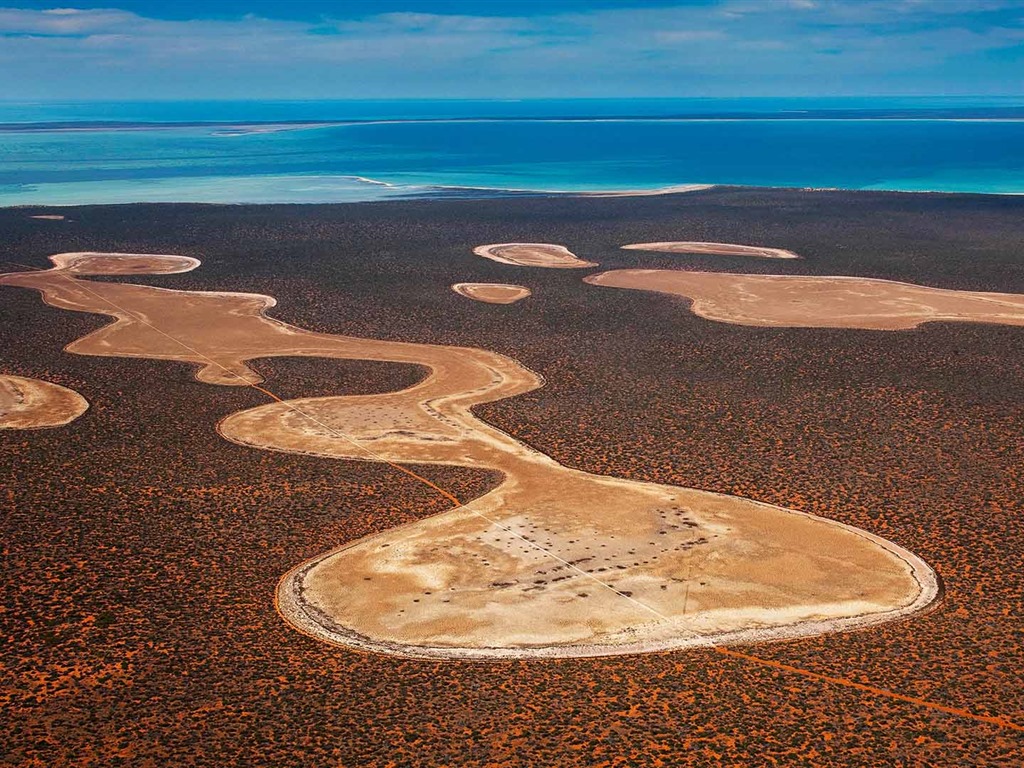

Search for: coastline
xmin=5 ymin=104 xmax=1024 ymax=206
xmin=6 ymin=179 xmax=1024 ymax=210
xmin=5 ymin=114 xmax=1024 ymax=134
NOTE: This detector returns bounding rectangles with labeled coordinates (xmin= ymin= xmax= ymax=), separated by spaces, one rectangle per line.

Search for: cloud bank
xmin=0 ymin=1 xmax=1021 ymax=99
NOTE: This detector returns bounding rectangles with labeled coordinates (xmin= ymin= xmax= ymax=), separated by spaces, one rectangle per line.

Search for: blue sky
xmin=1 ymin=1 xmax=1022 ymax=100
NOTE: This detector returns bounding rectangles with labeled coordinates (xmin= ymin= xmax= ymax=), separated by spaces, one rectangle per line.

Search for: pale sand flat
xmin=585 ymin=269 xmax=1024 ymax=330
xmin=452 ymin=282 xmax=532 ymax=304
xmin=473 ymin=243 xmax=598 ymax=269
xmin=622 ymin=242 xmax=801 ymax=259
xmin=1 ymin=252 xmax=937 ymax=659
xmin=0 ymin=374 xmax=88 ymax=429
xmin=50 ymin=251 xmax=201 ymax=275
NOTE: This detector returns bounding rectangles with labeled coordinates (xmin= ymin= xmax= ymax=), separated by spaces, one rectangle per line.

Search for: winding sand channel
xmin=1 ymin=253 xmax=937 ymax=659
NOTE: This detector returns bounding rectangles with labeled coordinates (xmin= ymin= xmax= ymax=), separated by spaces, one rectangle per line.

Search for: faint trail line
xmin=681 ymin=546 xmax=695 ymax=616
xmin=5 ymin=258 xmax=1021 ymax=733
xmin=712 ymin=648 xmax=1024 ymax=732
xmin=250 ymin=386 xmax=464 ymax=507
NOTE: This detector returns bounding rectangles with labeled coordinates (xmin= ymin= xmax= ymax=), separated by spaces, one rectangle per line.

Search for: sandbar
xmin=473 ymin=243 xmax=598 ymax=269
xmin=0 ymin=374 xmax=88 ymax=429
xmin=585 ymin=270 xmax=1024 ymax=330
xmin=452 ymin=283 xmax=532 ymax=304
xmin=1 ymin=253 xmax=938 ymax=659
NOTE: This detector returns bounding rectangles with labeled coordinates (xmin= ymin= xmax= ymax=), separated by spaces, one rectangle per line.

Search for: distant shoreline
xmin=5 ymin=110 xmax=1024 ymax=204
xmin=6 ymin=177 xmax=1024 ymax=207
xmin=5 ymin=110 xmax=1024 ymax=134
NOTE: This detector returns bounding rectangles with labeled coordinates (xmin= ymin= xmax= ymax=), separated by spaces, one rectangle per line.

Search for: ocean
xmin=2 ymin=98 xmax=1024 ymax=206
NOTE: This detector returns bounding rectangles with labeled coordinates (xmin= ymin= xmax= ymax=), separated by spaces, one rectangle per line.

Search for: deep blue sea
xmin=2 ymin=98 xmax=1024 ymax=206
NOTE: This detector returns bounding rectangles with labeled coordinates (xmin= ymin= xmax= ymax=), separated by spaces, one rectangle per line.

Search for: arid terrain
xmin=0 ymin=252 xmax=937 ymax=658
xmin=2 ymin=187 xmax=1023 ymax=766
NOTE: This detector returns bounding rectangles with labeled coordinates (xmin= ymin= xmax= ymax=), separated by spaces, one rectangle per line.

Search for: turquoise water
xmin=2 ymin=99 xmax=1024 ymax=205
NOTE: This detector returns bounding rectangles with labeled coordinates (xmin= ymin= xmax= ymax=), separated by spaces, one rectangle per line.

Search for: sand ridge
xmin=0 ymin=252 xmax=937 ymax=659
xmin=584 ymin=269 xmax=1024 ymax=330
xmin=452 ymin=282 xmax=532 ymax=304
xmin=622 ymin=242 xmax=801 ymax=259
xmin=473 ymin=243 xmax=598 ymax=269
xmin=0 ymin=374 xmax=88 ymax=429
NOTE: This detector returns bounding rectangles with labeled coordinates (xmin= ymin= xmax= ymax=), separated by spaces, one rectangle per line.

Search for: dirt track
xmin=0 ymin=252 xmax=938 ymax=659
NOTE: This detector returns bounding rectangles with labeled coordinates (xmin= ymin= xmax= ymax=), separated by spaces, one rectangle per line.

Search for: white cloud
xmin=0 ymin=2 xmax=1019 ymax=98
xmin=654 ymin=30 xmax=727 ymax=43
xmin=0 ymin=6 xmax=137 ymax=34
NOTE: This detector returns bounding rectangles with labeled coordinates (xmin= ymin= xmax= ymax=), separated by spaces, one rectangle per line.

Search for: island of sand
xmin=473 ymin=243 xmax=598 ymax=269
xmin=622 ymin=242 xmax=800 ymax=259
xmin=0 ymin=375 xmax=88 ymax=429
xmin=584 ymin=270 xmax=1024 ymax=330
xmin=0 ymin=251 xmax=942 ymax=659
xmin=452 ymin=282 xmax=532 ymax=305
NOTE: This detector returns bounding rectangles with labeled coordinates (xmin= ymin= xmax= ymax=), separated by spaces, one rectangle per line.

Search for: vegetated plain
xmin=2 ymin=187 xmax=1023 ymax=766
xmin=3 ymin=252 xmax=936 ymax=659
